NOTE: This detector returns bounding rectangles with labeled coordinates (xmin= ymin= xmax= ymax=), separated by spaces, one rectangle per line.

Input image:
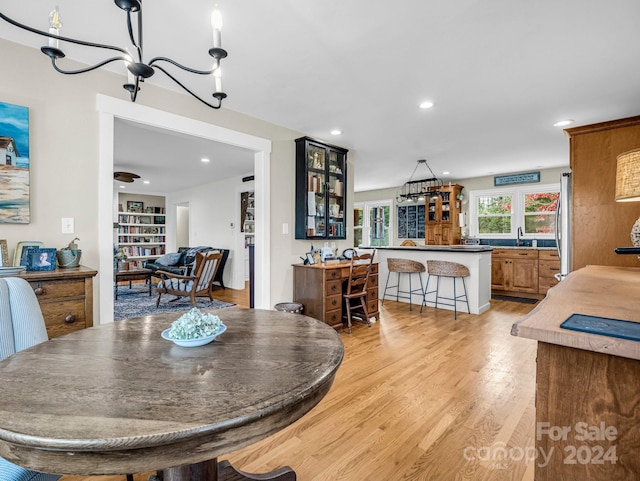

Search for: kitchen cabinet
xmin=19 ymin=266 xmax=97 ymax=339
xmin=566 ymin=116 xmax=640 ymax=270
xmin=295 ymin=136 xmax=348 ymax=239
xmin=425 ymin=184 xmax=462 ymax=245
xmin=491 ymin=249 xmax=539 ymax=294
xmin=538 ymin=250 xmax=560 ymax=294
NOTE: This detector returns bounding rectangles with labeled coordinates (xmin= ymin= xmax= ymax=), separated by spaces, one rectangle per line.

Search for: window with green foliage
xmin=471 ymin=184 xmax=559 ymax=238
xmin=353 ymin=201 xmax=392 ymax=247
xmin=477 ymin=195 xmax=512 ymax=234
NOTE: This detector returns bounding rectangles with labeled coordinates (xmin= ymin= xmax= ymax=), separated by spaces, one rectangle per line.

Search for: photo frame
xmin=127 ymin=200 xmax=143 ymax=213
xmin=0 ymin=240 xmax=8 ymax=267
xmin=13 ymin=241 xmax=44 ymax=267
xmin=25 ymin=247 xmax=56 ymax=271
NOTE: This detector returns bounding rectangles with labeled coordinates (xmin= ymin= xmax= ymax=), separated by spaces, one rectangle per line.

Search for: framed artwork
xmin=14 ymin=241 xmax=44 ymax=267
xmin=0 ymin=102 xmax=30 ymax=223
xmin=0 ymin=239 xmax=8 ymax=266
xmin=127 ymin=201 xmax=143 ymax=212
xmin=25 ymin=247 xmax=56 ymax=271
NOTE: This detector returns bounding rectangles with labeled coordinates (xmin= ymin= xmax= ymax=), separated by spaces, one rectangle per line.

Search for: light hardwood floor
xmin=61 ymin=287 xmax=538 ymax=481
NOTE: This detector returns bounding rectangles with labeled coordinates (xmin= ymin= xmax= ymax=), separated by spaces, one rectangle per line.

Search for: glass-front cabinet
xmin=295 ymin=136 xmax=348 ymax=239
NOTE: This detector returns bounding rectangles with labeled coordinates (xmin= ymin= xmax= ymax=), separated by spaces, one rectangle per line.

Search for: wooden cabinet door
xmin=426 ymin=223 xmax=439 ymax=245
xmin=491 ymin=259 xmax=509 ymax=290
xmin=510 ymin=258 xmax=539 ymax=292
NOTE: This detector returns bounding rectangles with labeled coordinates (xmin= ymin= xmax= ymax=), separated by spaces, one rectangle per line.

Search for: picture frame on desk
xmin=25 ymin=248 xmax=56 ymax=271
xmin=13 ymin=241 xmax=44 ymax=267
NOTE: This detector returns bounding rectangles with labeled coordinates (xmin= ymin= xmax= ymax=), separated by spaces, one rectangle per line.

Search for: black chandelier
xmin=396 ymin=159 xmax=444 ymax=203
xmin=0 ymin=0 xmax=227 ymax=109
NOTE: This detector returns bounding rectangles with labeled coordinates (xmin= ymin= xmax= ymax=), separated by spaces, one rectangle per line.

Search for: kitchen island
xmin=360 ymin=245 xmax=493 ymax=314
xmin=512 ymin=265 xmax=640 ymax=480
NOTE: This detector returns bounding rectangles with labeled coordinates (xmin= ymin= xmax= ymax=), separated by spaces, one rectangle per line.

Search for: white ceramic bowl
xmin=161 ymin=323 xmax=227 ymax=347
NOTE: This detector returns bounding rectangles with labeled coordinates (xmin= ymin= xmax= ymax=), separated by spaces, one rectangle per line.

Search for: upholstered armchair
xmin=156 ymin=251 xmax=223 ymax=307
xmin=0 ymin=277 xmax=61 ymax=481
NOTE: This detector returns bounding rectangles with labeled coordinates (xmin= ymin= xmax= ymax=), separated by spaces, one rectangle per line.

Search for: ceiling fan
xmin=114 ymin=171 xmax=140 ymax=183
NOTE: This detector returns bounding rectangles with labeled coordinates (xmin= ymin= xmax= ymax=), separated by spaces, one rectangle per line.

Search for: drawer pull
xmin=64 ymin=314 xmax=76 ymax=324
xmin=33 ymin=287 xmax=44 ymax=296
xmin=331 ymin=299 xmax=338 ymax=307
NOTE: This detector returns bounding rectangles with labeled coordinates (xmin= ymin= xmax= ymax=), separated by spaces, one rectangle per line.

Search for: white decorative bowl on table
xmin=161 ymin=324 xmax=227 ymax=347
xmin=161 ymin=308 xmax=227 ymax=347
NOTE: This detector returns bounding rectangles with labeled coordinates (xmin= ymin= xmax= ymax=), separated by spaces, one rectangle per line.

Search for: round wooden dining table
xmin=0 ymin=309 xmax=344 ymax=480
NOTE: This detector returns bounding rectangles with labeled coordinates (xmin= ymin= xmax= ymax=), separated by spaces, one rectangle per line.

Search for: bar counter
xmin=360 ymin=245 xmax=493 ymax=314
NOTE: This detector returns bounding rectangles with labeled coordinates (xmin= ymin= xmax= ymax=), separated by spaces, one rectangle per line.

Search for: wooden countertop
xmin=511 ymin=265 xmax=640 ymax=360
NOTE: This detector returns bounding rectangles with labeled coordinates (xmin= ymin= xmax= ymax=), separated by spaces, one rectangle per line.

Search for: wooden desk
xmin=293 ymin=261 xmax=379 ymax=330
xmin=19 ymin=266 xmax=97 ymax=339
xmin=512 ymin=265 xmax=640 ymax=480
xmin=0 ymin=309 xmax=343 ymax=480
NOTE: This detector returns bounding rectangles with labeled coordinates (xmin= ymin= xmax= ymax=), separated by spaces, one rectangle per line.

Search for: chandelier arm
xmin=125 ymin=9 xmax=142 ymax=61
xmin=0 ymin=11 xmax=129 ymax=56
xmin=149 ymin=57 xmax=216 ymax=76
xmin=152 ymin=64 xmax=223 ymax=109
xmin=51 ymin=55 xmax=129 ymax=75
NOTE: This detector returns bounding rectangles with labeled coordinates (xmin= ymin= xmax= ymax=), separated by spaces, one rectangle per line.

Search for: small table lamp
xmin=615 ymin=149 xmax=640 ymax=255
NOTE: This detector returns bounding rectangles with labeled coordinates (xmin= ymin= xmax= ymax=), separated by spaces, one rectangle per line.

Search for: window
xmin=353 ymin=200 xmax=393 ymax=247
xmin=470 ymin=184 xmax=559 ymax=238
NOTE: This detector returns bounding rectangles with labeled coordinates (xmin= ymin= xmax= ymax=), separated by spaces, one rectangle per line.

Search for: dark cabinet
xmin=295 ymin=137 xmax=348 ymax=239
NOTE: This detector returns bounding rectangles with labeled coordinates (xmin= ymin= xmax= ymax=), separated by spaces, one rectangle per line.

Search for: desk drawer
xmin=325 ymin=279 xmax=342 ymax=296
xmin=30 ymin=279 xmax=85 ymax=301
xmin=368 ymin=274 xmax=379 ymax=288
xmin=325 ymin=309 xmax=343 ymax=327
xmin=325 ymin=294 xmax=342 ymax=312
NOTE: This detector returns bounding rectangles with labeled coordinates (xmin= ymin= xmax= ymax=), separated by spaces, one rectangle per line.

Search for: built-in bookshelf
xmin=116 ymin=204 xmax=166 ymax=268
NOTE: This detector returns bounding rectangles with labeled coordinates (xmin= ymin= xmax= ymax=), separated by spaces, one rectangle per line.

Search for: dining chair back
xmin=0 ymin=277 xmax=61 ymax=481
xmin=156 ymin=251 xmax=223 ymax=307
xmin=343 ymin=251 xmax=376 ymax=334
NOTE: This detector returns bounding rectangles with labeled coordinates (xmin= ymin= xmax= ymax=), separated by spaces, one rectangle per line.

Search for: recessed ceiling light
xmin=201 ymin=157 xmax=210 ymax=163
xmin=330 ymin=129 xmax=342 ymax=135
xmin=143 ymin=180 xmax=150 ymax=184
xmin=119 ymin=185 xmax=125 ymax=189
xmin=419 ymin=101 xmax=434 ymax=109
xmin=553 ymin=119 xmax=574 ymax=127
xmin=442 ymin=171 xmax=450 ymax=175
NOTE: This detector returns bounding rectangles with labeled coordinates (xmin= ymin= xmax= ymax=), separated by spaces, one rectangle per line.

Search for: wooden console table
xmin=292 ymin=261 xmax=379 ymax=330
xmin=512 ymin=265 xmax=640 ymax=480
xmin=19 ymin=266 xmax=97 ymax=339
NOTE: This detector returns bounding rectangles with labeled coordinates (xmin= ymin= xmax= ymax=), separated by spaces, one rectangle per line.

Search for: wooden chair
xmin=343 ymin=251 xmax=376 ymax=334
xmin=156 ymin=251 xmax=222 ymax=307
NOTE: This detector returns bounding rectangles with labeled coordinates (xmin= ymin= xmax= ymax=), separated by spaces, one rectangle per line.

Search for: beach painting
xmin=0 ymin=101 xmax=29 ymax=223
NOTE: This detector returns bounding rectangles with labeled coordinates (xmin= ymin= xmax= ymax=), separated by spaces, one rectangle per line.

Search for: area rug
xmin=114 ymin=284 xmax=236 ymax=321
xmin=491 ymin=294 xmax=539 ymax=305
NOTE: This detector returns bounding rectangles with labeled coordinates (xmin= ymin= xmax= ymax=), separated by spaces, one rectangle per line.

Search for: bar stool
xmin=423 ymin=260 xmax=470 ymax=319
xmin=382 ymin=258 xmax=426 ymax=311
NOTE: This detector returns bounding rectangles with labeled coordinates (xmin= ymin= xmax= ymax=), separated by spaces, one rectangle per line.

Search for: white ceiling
xmin=2 ymin=0 xmax=640 ymax=194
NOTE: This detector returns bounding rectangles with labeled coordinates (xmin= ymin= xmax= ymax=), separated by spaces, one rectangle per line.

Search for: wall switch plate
xmin=282 ymin=223 xmax=289 ymax=235
xmin=61 ymin=217 xmax=74 ymax=234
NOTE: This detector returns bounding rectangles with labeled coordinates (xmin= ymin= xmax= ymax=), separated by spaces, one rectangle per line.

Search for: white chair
xmin=0 ymin=277 xmax=61 ymax=481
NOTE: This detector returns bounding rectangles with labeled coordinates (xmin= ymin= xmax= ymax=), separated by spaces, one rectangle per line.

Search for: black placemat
xmin=560 ymin=313 xmax=640 ymax=342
